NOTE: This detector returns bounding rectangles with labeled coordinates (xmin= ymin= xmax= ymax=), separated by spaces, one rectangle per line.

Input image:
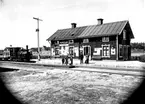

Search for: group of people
xmin=61 ymin=52 xmax=89 ymax=66
xmin=62 ymin=55 xmax=73 ymax=65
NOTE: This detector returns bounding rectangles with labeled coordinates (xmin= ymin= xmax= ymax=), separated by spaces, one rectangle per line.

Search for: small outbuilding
xmin=47 ymin=19 xmax=134 ymax=60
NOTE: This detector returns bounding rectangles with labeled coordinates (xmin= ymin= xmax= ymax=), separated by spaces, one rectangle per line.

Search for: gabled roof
xmin=47 ymin=20 xmax=134 ymax=41
xmin=4 ymin=47 xmax=22 ymax=50
xmin=30 ymin=48 xmax=38 ymax=52
xmin=42 ymin=46 xmax=51 ymax=51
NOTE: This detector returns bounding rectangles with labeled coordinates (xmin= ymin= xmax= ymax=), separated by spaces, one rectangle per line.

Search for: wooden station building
xmin=47 ymin=19 xmax=134 ymax=60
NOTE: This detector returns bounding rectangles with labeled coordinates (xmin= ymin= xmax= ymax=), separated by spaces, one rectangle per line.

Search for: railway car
xmin=0 ymin=45 xmax=32 ymax=62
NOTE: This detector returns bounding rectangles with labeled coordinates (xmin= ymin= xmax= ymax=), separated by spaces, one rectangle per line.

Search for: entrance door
xmin=83 ymin=46 xmax=91 ymax=55
xmin=102 ymin=44 xmax=110 ymax=58
xmin=123 ymin=45 xmax=128 ymax=60
xmin=83 ymin=45 xmax=91 ymax=60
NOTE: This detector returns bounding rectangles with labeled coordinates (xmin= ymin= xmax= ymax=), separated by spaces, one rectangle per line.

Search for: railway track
xmin=0 ymin=61 xmax=145 ymax=77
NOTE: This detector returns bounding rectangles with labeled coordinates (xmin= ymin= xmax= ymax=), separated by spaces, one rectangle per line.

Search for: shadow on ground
xmin=0 ymin=67 xmax=19 ymax=72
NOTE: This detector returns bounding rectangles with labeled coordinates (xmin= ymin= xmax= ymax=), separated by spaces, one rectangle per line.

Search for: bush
xmin=131 ymin=56 xmax=140 ymax=61
xmin=139 ymin=55 xmax=145 ymax=62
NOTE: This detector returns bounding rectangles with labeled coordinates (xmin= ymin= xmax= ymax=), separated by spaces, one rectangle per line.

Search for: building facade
xmin=47 ymin=19 xmax=134 ymax=60
xmin=30 ymin=46 xmax=51 ymax=57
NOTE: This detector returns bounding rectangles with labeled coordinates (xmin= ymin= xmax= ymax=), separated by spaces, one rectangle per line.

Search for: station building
xmin=47 ymin=19 xmax=134 ymax=60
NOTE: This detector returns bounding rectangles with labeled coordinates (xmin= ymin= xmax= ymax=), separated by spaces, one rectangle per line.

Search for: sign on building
xmin=93 ymin=48 xmax=102 ymax=55
xmin=111 ymin=47 xmax=116 ymax=55
xmin=83 ymin=39 xmax=89 ymax=43
xmin=59 ymin=41 xmax=68 ymax=44
xmin=102 ymin=37 xmax=109 ymax=42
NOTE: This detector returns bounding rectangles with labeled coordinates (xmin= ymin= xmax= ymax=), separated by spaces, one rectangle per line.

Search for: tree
xmin=131 ymin=42 xmax=145 ymax=50
xmin=0 ymin=0 xmax=3 ymax=5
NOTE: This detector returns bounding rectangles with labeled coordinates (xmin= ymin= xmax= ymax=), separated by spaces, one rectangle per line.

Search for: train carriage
xmin=0 ymin=46 xmax=32 ymax=62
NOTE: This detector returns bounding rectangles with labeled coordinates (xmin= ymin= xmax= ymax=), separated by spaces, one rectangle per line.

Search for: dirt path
xmin=0 ymin=68 xmax=142 ymax=104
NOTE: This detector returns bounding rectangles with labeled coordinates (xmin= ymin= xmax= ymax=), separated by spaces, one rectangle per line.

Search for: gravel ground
xmin=0 ymin=67 xmax=143 ymax=104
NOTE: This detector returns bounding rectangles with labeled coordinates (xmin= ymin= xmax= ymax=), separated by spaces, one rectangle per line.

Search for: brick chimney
xmin=97 ymin=18 xmax=103 ymax=25
xmin=71 ymin=23 xmax=77 ymax=28
xmin=26 ymin=45 xmax=29 ymax=52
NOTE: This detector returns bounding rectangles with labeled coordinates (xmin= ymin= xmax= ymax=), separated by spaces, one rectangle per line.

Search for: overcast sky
xmin=0 ymin=0 xmax=144 ymax=49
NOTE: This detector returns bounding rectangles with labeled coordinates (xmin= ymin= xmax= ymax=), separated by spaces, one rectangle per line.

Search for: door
xmin=83 ymin=46 xmax=91 ymax=55
xmin=83 ymin=45 xmax=91 ymax=60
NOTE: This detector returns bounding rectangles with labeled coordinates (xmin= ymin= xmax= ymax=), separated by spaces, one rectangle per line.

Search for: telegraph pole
xmin=33 ymin=17 xmax=43 ymax=61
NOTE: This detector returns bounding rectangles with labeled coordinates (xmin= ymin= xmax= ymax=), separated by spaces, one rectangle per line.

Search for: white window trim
xmin=102 ymin=44 xmax=110 ymax=58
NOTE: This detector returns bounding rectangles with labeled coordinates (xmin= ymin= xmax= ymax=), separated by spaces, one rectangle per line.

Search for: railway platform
xmin=1 ymin=59 xmax=145 ymax=77
xmin=33 ymin=58 xmax=145 ymax=70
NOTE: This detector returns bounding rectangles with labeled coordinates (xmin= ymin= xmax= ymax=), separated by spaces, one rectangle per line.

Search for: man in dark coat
xmin=80 ymin=52 xmax=83 ymax=64
xmin=69 ymin=55 xmax=73 ymax=66
xmin=65 ymin=55 xmax=68 ymax=65
xmin=62 ymin=56 xmax=65 ymax=65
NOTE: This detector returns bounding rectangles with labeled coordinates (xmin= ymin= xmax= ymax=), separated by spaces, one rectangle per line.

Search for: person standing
xmin=62 ymin=56 xmax=65 ymax=65
xmin=69 ymin=55 xmax=73 ymax=66
xmin=85 ymin=54 xmax=89 ymax=64
xmin=65 ymin=55 xmax=68 ymax=65
xmin=80 ymin=52 xmax=83 ymax=64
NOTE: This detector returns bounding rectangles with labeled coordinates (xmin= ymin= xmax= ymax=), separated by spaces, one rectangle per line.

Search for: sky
xmin=0 ymin=0 xmax=144 ymax=49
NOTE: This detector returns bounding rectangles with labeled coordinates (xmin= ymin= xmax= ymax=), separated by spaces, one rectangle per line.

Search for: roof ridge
xmin=57 ymin=20 xmax=128 ymax=30
xmin=47 ymin=20 xmax=131 ymax=41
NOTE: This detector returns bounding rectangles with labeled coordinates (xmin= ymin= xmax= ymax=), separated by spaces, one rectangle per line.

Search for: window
xmin=102 ymin=44 xmax=110 ymax=57
xmin=54 ymin=47 xmax=60 ymax=55
xmin=123 ymin=30 xmax=126 ymax=40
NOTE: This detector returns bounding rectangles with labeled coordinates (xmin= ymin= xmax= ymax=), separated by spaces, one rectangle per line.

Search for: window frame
xmin=102 ymin=44 xmax=110 ymax=58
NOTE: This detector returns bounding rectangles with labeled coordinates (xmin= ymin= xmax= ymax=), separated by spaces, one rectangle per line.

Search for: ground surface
xmin=0 ymin=67 xmax=143 ymax=104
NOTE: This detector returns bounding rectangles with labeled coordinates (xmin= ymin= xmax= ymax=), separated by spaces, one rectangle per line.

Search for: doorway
xmin=83 ymin=45 xmax=91 ymax=60
xmin=83 ymin=45 xmax=91 ymax=55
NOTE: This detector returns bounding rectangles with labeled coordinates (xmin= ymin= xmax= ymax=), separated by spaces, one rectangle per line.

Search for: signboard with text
xmin=102 ymin=37 xmax=109 ymax=42
xmin=59 ymin=41 xmax=68 ymax=44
